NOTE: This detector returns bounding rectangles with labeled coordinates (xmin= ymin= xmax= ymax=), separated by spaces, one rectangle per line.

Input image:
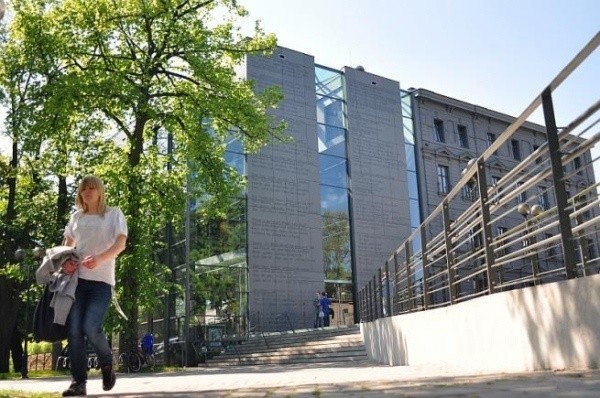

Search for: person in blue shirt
xmin=313 ymin=292 xmax=323 ymax=328
xmin=319 ymin=292 xmax=331 ymax=327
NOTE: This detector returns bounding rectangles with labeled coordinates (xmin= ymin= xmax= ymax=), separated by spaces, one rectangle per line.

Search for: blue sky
xmin=1 ymin=1 xmax=598 ymax=153
xmin=242 ymin=0 xmax=599 ymax=126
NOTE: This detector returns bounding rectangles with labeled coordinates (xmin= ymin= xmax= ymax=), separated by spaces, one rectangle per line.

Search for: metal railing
xmin=359 ymin=32 xmax=600 ymax=322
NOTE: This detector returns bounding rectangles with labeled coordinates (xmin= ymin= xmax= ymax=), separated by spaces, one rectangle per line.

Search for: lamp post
xmin=0 ymin=0 xmax=6 ymax=21
xmin=14 ymin=246 xmax=45 ymax=379
xmin=517 ymin=203 xmax=543 ymax=285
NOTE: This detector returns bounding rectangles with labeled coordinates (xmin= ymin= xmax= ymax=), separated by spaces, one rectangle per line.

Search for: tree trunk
xmin=0 ymin=277 xmax=20 ymax=373
xmin=0 ymin=141 xmax=21 ymax=373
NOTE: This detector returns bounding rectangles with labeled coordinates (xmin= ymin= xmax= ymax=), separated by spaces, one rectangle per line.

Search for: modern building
xmin=184 ymin=45 xmax=596 ymax=334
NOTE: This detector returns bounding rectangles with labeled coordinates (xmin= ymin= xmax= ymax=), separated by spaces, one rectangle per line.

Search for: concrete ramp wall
xmin=361 ymin=274 xmax=600 ymax=373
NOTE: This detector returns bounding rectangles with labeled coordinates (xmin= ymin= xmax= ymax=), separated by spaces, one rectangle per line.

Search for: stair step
xmin=206 ymin=325 xmax=368 ymax=367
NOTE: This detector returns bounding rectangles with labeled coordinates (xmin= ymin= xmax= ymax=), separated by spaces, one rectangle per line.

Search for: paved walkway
xmin=2 ymin=362 xmax=600 ymax=397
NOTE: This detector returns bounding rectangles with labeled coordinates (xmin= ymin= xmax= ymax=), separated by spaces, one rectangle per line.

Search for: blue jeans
xmin=67 ymin=279 xmax=113 ymax=383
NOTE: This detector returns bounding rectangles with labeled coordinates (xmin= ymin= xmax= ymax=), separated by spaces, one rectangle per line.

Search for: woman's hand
xmin=62 ymin=259 xmax=78 ymax=275
xmin=81 ymin=255 xmax=98 ymax=269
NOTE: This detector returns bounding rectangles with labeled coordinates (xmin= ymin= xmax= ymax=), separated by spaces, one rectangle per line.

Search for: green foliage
xmin=0 ymin=0 xmax=284 ymax=346
xmin=323 ymin=211 xmax=352 ymax=281
xmin=29 ymin=341 xmax=53 ymax=355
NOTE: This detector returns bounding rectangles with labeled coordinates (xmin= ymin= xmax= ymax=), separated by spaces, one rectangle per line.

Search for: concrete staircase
xmin=205 ymin=324 xmax=369 ymax=366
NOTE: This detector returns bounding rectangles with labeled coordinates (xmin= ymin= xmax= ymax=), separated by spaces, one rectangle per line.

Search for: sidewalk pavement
xmin=2 ymin=361 xmax=600 ymax=397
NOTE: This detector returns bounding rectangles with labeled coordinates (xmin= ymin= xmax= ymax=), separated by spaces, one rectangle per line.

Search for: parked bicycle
xmin=118 ymin=333 xmax=155 ymax=373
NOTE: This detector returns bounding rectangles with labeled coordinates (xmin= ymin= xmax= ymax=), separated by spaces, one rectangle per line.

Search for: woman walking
xmin=61 ymin=175 xmax=127 ymax=397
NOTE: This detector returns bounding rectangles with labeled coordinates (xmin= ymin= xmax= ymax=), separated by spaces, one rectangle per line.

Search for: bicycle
xmin=118 ymin=348 xmax=142 ymax=373
xmin=118 ymin=337 xmax=155 ymax=373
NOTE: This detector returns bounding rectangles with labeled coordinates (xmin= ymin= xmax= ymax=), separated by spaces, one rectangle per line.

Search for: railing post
xmin=372 ymin=274 xmax=378 ymax=319
xmin=542 ymin=88 xmax=578 ymax=279
xmin=393 ymin=251 xmax=401 ymax=313
xmin=404 ymin=241 xmax=413 ymax=311
xmin=357 ymin=289 xmax=363 ymax=322
xmin=378 ymin=267 xmax=384 ymax=318
xmin=475 ymin=158 xmax=498 ymax=293
xmin=367 ymin=278 xmax=374 ymax=321
xmin=574 ymin=194 xmax=590 ymax=276
xmin=420 ymin=225 xmax=429 ymax=309
xmin=385 ymin=259 xmax=393 ymax=317
xmin=442 ymin=199 xmax=457 ymax=303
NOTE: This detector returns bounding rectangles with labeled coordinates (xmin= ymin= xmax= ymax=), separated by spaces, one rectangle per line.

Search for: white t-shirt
xmin=63 ymin=207 xmax=128 ymax=286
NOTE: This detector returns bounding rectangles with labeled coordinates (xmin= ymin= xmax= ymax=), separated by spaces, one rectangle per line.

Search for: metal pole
xmin=420 ymin=225 xmax=429 ymax=309
xmin=403 ymin=242 xmax=412 ymax=311
xmin=164 ymin=131 xmax=174 ymax=366
xmin=475 ymin=159 xmax=497 ymax=293
xmin=442 ymin=200 xmax=457 ymax=303
xmin=22 ymin=261 xmax=30 ymax=379
xmin=183 ymin=172 xmax=191 ymax=366
xmin=542 ymin=88 xmax=578 ymax=279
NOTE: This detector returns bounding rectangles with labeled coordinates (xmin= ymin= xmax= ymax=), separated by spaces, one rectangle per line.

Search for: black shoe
xmin=62 ymin=381 xmax=86 ymax=397
xmin=101 ymin=364 xmax=116 ymax=391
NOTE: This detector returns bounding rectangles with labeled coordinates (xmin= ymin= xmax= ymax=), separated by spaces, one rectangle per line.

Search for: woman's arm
xmin=64 ymin=236 xmax=76 ymax=247
xmin=82 ymin=234 xmax=127 ymax=269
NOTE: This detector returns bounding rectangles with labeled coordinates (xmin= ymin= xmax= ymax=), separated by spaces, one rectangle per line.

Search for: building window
xmin=533 ymin=145 xmax=541 ymax=164
xmin=458 ymin=125 xmax=469 ymax=148
xmin=487 ymin=133 xmax=498 ymax=156
xmin=538 ymin=186 xmax=550 ymax=210
xmin=517 ymin=182 xmax=527 ymax=204
xmin=470 ymin=227 xmax=483 ymax=249
xmin=497 ymin=226 xmax=508 ymax=255
xmin=588 ymin=239 xmax=596 ymax=260
xmin=492 ymin=176 xmax=502 ymax=203
xmin=434 ymin=119 xmax=445 ymax=142
xmin=437 ymin=165 xmax=450 ymax=194
xmin=574 ymin=156 xmax=582 ymax=175
xmin=462 ymin=184 xmax=476 ymax=201
xmin=511 ymin=139 xmax=521 ymax=161
xmin=546 ymin=233 xmax=556 ymax=257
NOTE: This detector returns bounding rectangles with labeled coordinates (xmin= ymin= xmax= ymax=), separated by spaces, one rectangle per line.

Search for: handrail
xmin=359 ymin=32 xmax=600 ymax=322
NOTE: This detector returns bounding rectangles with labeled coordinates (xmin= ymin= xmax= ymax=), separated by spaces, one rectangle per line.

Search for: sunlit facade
xmin=180 ymin=42 xmax=600 ymax=336
xmin=228 ymin=47 xmax=415 ymax=331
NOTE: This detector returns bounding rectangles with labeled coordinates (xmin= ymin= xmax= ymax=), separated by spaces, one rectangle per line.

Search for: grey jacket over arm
xmin=35 ymin=246 xmax=81 ymax=325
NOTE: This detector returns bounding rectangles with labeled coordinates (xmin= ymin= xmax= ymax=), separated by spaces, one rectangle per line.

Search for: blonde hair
xmin=75 ymin=175 xmax=107 ymax=214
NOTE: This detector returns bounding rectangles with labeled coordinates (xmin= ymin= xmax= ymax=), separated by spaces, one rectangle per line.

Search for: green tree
xmin=323 ymin=211 xmax=352 ymax=281
xmin=0 ymin=0 xmax=103 ymax=370
xmin=1 ymin=0 xmax=284 ymax=353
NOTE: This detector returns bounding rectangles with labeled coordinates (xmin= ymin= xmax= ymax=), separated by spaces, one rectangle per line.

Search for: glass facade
xmin=316 ymin=66 xmax=354 ymax=322
xmin=401 ymin=90 xmax=422 ymax=251
xmin=176 ymin=133 xmax=250 ymax=346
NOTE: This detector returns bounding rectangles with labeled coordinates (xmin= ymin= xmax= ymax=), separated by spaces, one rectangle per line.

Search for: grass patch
xmin=0 ymin=391 xmax=60 ymax=398
xmin=0 ymin=370 xmax=69 ymax=380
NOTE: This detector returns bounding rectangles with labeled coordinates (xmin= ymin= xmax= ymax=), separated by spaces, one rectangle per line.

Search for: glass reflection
xmin=407 ymin=171 xmax=418 ymax=200
xmin=317 ymin=95 xmax=345 ymax=128
xmin=315 ymin=66 xmax=344 ymax=99
xmin=320 ymin=185 xmax=349 ymax=214
xmin=320 ymin=154 xmax=347 ymax=189
xmin=226 ymin=135 xmax=243 ymax=153
xmin=318 ymin=124 xmax=346 ymax=157
xmin=323 ymin=211 xmax=352 ymax=280
xmin=225 ymin=151 xmax=245 ymax=176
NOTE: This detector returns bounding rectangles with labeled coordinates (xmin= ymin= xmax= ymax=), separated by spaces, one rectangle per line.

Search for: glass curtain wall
xmin=401 ymin=90 xmax=423 ymax=282
xmin=315 ymin=66 xmax=354 ymax=325
xmin=190 ymin=134 xmax=249 ymax=343
xmin=156 ymin=133 xmax=249 ymax=364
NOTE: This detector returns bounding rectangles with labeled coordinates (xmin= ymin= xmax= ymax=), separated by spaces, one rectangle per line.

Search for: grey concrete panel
xmin=245 ymin=48 xmax=324 ymax=331
xmin=343 ymin=67 xmax=413 ymax=289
